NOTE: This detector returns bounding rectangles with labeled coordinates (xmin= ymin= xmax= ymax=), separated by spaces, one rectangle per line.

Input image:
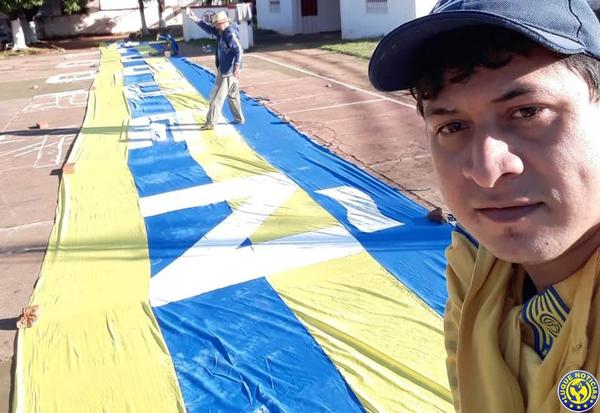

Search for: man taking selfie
xmin=370 ymin=1 xmax=600 ymax=411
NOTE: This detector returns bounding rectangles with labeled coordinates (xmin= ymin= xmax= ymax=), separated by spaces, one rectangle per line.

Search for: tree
xmin=157 ymin=0 xmax=165 ymax=28
xmin=62 ymin=0 xmax=86 ymax=14
xmin=137 ymin=0 xmax=149 ymax=34
xmin=0 ymin=0 xmax=43 ymax=49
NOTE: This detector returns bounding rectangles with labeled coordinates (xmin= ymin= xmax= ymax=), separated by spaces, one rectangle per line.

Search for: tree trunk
xmin=158 ymin=0 xmax=166 ymax=28
xmin=10 ymin=19 xmax=28 ymax=50
xmin=137 ymin=0 xmax=150 ymax=34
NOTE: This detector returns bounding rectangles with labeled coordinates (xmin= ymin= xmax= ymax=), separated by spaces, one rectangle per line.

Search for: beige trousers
xmin=205 ymin=72 xmax=244 ymax=126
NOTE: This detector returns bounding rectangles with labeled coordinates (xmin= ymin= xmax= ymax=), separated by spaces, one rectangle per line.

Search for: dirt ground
xmin=0 ymin=33 xmax=443 ymax=412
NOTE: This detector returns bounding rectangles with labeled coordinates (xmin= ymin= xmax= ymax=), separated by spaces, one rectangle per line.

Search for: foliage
xmin=0 ymin=0 xmax=43 ymax=18
xmin=61 ymin=0 xmax=88 ymax=15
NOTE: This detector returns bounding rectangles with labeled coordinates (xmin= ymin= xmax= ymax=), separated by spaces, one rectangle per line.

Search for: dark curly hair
xmin=409 ymin=25 xmax=600 ymax=116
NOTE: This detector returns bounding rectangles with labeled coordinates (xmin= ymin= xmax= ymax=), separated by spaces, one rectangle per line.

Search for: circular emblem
xmin=202 ymin=10 xmax=215 ymax=24
xmin=558 ymin=370 xmax=599 ymax=412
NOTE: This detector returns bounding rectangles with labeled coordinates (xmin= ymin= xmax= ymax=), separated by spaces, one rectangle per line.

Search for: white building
xmin=256 ymin=0 xmax=437 ymax=39
xmin=36 ymin=0 xmax=190 ymax=38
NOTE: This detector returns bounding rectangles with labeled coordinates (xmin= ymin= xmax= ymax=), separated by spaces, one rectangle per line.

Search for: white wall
xmin=257 ymin=0 xmax=340 ymax=35
xmin=256 ymin=0 xmax=296 ymax=35
xmin=37 ymin=3 xmax=182 ymax=38
xmin=98 ymin=0 xmax=180 ymax=11
xmin=341 ymin=0 xmax=418 ymax=39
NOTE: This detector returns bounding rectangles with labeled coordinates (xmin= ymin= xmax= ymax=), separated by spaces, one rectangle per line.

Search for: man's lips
xmin=475 ymin=202 xmax=543 ymax=223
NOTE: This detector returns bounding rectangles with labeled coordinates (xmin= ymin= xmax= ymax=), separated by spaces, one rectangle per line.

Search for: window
xmin=301 ymin=0 xmax=317 ymax=16
xmin=366 ymin=0 xmax=387 ymax=13
xmin=269 ymin=0 xmax=280 ymax=13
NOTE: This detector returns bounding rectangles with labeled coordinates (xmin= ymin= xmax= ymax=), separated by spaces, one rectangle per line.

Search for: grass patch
xmin=254 ymin=27 xmax=278 ymax=36
xmin=0 ymin=46 xmax=57 ymax=59
xmin=320 ymin=37 xmax=382 ymax=60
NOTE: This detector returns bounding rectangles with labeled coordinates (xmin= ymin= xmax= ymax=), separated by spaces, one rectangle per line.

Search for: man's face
xmin=213 ymin=20 xmax=227 ymax=32
xmin=422 ymin=47 xmax=600 ymax=265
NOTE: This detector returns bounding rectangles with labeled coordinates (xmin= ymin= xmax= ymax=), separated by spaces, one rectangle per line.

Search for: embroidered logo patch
xmin=558 ymin=370 xmax=599 ymax=412
xmin=521 ymin=286 xmax=569 ymax=358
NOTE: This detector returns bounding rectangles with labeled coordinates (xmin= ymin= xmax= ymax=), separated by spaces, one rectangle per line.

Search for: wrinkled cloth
xmin=235 ymin=3 xmax=252 ymax=22
xmin=445 ymin=230 xmax=600 ymax=412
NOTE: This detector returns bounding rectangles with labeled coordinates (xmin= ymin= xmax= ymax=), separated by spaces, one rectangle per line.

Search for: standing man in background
xmin=185 ymin=8 xmax=245 ymax=129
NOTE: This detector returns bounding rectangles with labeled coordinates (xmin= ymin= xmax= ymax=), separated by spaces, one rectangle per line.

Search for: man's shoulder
xmin=445 ymin=224 xmax=481 ymax=296
xmin=451 ymin=224 xmax=479 ymax=249
xmin=225 ymin=24 xmax=240 ymax=36
xmin=445 ymin=223 xmax=506 ymax=301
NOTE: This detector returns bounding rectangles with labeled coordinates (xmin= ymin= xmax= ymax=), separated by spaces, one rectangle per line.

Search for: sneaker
xmin=231 ymin=119 xmax=245 ymax=125
xmin=200 ymin=123 xmax=214 ymax=130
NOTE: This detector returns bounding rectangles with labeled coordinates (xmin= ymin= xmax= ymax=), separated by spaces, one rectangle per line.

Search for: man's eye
xmin=438 ymin=122 xmax=464 ymax=134
xmin=513 ymin=106 xmax=540 ymax=118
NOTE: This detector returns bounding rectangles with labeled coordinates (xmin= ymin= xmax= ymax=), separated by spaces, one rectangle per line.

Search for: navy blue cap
xmin=369 ymin=0 xmax=600 ymax=92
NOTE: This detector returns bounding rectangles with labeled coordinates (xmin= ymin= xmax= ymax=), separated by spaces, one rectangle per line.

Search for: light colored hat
xmin=211 ymin=11 xmax=229 ymax=25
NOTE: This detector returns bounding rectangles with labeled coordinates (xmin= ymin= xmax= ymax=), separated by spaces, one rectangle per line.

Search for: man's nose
xmin=463 ymin=131 xmax=524 ymax=188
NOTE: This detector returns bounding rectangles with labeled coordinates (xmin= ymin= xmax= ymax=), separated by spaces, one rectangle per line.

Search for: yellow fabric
xmin=13 ymin=48 xmax=185 ymax=413
xmin=445 ymin=231 xmax=600 ymax=412
xmin=270 ymin=253 xmax=454 ymax=413
xmin=248 ymin=189 xmax=338 ymax=243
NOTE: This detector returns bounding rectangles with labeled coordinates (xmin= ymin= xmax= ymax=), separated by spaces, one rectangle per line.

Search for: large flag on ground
xmin=13 ymin=43 xmax=454 ymax=413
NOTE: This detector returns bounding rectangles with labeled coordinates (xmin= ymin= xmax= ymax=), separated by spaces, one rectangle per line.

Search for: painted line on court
xmin=286 ymin=98 xmax=384 ymax=114
xmin=243 ymin=75 xmax=313 ymax=87
xmin=248 ymin=54 xmax=415 ymax=109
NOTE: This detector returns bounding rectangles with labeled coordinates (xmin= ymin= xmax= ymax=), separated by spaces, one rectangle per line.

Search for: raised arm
xmin=185 ymin=8 xmax=218 ymax=36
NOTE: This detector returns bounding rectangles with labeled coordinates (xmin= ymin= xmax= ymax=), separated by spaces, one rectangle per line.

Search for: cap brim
xmin=368 ymin=11 xmax=586 ymax=92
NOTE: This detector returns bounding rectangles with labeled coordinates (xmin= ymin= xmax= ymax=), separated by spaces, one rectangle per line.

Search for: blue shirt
xmin=195 ymin=21 xmax=243 ymax=76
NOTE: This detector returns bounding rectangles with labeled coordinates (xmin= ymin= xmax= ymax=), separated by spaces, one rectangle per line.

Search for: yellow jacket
xmin=445 ymin=230 xmax=600 ymax=412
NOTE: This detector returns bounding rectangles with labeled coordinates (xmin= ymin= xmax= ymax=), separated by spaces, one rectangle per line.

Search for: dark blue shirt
xmin=195 ymin=21 xmax=243 ymax=76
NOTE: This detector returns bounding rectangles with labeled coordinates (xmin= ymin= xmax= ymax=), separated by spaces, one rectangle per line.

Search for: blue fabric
xmin=129 ymin=140 xmax=233 ymax=275
xmin=139 ymin=84 xmax=161 ymax=93
xmin=128 ymin=141 xmax=211 ymax=197
xmin=123 ymin=60 xmax=147 ymax=67
xmin=124 ymin=73 xmax=155 ymax=86
xmin=123 ymin=64 xmax=174 ymax=118
xmin=127 ymin=95 xmax=174 ymax=118
xmin=154 ymin=278 xmax=366 ymax=413
xmin=171 ymin=57 xmax=451 ymax=315
xmin=119 ymin=47 xmax=142 ymax=57
xmin=145 ymin=202 xmax=232 ymax=275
